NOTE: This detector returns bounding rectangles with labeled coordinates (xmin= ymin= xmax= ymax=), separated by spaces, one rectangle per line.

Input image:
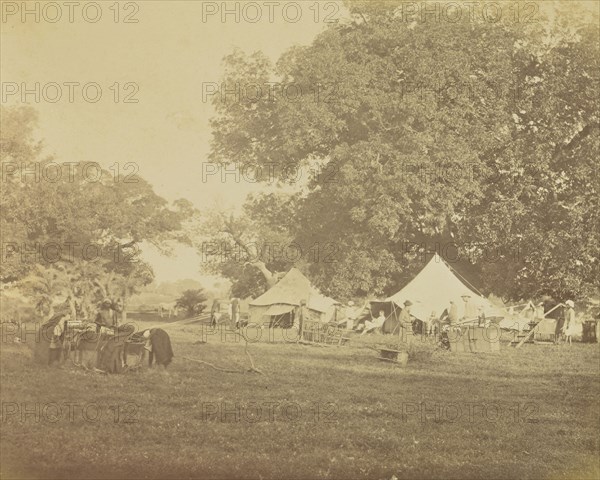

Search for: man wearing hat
xmin=563 ymin=300 xmax=576 ymax=345
xmin=399 ymin=300 xmax=415 ymax=348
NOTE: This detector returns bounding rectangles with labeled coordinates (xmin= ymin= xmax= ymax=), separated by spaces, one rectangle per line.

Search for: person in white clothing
xmin=563 ymin=300 xmax=576 ymax=345
xmin=344 ymin=301 xmax=361 ymax=330
xmin=361 ymin=310 xmax=385 ymax=335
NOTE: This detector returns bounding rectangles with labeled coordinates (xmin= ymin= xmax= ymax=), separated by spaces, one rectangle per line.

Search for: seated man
xmin=361 ymin=310 xmax=386 ymax=335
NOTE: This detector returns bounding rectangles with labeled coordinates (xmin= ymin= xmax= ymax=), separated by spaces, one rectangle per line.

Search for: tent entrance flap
xmin=265 ymin=304 xmax=295 ymax=316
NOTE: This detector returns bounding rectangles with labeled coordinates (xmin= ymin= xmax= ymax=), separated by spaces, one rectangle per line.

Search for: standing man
xmin=428 ymin=311 xmax=440 ymax=338
xmin=399 ymin=300 xmax=414 ymax=349
xmin=563 ymin=300 xmax=576 ymax=345
xmin=462 ymin=295 xmax=476 ymax=321
xmin=231 ymin=298 xmax=241 ymax=329
xmin=210 ymin=299 xmax=220 ymax=327
xmin=95 ymin=299 xmax=117 ymax=333
xmin=345 ymin=301 xmax=358 ymax=330
xmin=555 ymin=301 xmax=566 ymax=344
xmin=297 ymin=300 xmax=307 ymax=340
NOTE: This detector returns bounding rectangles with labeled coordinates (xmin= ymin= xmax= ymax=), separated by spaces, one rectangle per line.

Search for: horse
xmin=158 ymin=302 xmax=178 ymax=318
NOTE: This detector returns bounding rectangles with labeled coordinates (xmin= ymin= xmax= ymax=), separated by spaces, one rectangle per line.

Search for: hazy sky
xmin=2 ymin=1 xmax=596 ymax=283
xmin=1 ymin=0 xmax=345 ymax=281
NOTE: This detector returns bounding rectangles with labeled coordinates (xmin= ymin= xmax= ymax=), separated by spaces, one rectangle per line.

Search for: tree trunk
xmin=254 ymin=260 xmax=278 ymax=287
xmin=120 ymin=297 xmax=127 ymax=324
xmin=223 ymin=226 xmax=279 ymax=287
xmin=67 ymin=295 xmax=77 ymax=321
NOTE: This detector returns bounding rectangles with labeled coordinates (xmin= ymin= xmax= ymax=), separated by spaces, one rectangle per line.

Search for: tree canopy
xmin=175 ymin=289 xmax=208 ymax=317
xmin=1 ymin=106 xmax=194 ymax=319
xmin=206 ymin=1 xmax=599 ymax=302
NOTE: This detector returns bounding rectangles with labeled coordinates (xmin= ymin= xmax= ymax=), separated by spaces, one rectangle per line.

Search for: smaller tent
xmin=248 ymin=268 xmax=340 ymax=327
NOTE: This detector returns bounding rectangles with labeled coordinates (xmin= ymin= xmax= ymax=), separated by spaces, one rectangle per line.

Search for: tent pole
xmin=397 ymin=303 xmax=401 ymax=351
xmin=390 ymin=302 xmax=399 ymax=335
xmin=515 ymin=303 xmax=564 ymax=348
xmin=299 ymin=293 xmax=309 ymax=342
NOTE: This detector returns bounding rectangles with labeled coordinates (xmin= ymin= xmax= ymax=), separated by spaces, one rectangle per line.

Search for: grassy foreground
xmin=1 ymin=319 xmax=599 ymax=480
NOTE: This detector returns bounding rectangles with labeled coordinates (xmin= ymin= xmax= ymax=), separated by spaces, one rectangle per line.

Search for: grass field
xmin=1 ymin=316 xmax=599 ymax=480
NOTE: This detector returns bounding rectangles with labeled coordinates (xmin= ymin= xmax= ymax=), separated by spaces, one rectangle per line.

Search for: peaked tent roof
xmin=249 ymin=268 xmax=339 ymax=313
xmin=385 ymin=254 xmax=499 ymax=321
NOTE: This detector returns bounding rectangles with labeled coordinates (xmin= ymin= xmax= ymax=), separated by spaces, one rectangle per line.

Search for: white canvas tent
xmin=249 ymin=268 xmax=340 ymax=326
xmin=385 ymin=253 xmax=501 ymax=322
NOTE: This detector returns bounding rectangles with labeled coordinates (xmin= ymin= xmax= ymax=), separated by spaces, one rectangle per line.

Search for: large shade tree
xmin=206 ymin=1 xmax=599 ymax=302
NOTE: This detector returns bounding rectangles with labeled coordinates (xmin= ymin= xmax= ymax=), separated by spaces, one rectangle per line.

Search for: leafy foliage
xmin=208 ymin=3 xmax=599 ymax=301
xmin=175 ymin=289 xmax=208 ymax=316
xmin=1 ymin=106 xmax=193 ymax=318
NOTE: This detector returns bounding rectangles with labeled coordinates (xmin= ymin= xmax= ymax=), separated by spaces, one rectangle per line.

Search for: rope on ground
xmin=183 ymin=330 xmax=263 ymax=374
xmin=145 ymin=314 xmax=210 ymax=330
xmin=182 ymin=356 xmax=252 ymax=373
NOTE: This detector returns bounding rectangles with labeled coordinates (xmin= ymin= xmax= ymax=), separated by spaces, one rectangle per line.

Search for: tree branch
xmin=221 ymin=219 xmax=278 ymax=287
xmin=552 ymin=122 xmax=600 ymax=162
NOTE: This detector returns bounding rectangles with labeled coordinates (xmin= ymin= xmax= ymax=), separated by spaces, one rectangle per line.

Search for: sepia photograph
xmin=0 ymin=1 xmax=599 ymax=479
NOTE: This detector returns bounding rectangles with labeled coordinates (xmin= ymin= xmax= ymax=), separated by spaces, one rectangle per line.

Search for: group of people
xmin=510 ymin=299 xmax=578 ymax=344
xmin=348 ymin=294 xmax=484 ymax=337
xmin=210 ymin=298 xmax=242 ymax=328
xmin=344 ymin=295 xmax=580 ymax=348
xmin=438 ymin=295 xmax=486 ymax=326
xmin=45 ymin=298 xmax=174 ymax=370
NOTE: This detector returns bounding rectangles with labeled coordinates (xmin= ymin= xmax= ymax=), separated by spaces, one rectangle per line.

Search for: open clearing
xmin=1 ymin=319 xmax=599 ymax=480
